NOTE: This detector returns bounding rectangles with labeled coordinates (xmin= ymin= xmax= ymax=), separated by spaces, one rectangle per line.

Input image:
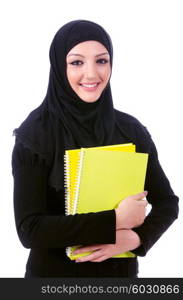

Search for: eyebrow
xmin=67 ymin=52 xmax=109 ymax=58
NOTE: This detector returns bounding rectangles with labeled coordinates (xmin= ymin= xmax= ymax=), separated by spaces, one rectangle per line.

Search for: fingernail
xmin=144 ymin=191 xmax=148 ymax=196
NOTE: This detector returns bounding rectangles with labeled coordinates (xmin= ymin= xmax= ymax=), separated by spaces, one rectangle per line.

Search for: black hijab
xmin=14 ymin=20 xmax=127 ymax=191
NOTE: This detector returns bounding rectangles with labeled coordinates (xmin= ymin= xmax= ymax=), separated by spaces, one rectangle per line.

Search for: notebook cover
xmin=66 ymin=147 xmax=148 ymax=260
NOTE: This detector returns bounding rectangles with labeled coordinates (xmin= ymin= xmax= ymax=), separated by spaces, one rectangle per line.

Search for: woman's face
xmin=66 ymin=41 xmax=111 ymax=103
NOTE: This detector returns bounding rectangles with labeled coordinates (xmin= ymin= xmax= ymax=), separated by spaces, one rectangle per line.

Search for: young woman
xmin=12 ymin=20 xmax=179 ymax=278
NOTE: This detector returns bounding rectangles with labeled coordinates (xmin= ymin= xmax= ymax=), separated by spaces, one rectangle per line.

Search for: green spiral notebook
xmin=64 ymin=143 xmax=148 ymax=260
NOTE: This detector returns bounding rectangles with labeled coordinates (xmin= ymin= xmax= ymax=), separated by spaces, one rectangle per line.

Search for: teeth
xmin=81 ymin=83 xmax=98 ymax=88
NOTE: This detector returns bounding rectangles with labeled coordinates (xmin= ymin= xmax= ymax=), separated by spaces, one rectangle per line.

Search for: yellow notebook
xmin=64 ymin=144 xmax=148 ymax=260
xmin=64 ymin=143 xmax=136 ymax=216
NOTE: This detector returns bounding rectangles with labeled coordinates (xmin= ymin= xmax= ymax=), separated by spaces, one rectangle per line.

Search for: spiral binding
xmin=64 ymin=149 xmax=84 ymax=258
xmin=64 ymin=152 xmax=70 ymax=216
xmin=64 ymin=151 xmax=71 ymax=258
xmin=64 ymin=148 xmax=86 ymax=259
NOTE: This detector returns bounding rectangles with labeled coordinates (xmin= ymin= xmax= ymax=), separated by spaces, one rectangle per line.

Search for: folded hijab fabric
xmin=13 ymin=20 xmax=128 ymax=191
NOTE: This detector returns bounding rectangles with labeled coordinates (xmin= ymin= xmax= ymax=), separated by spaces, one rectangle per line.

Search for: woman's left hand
xmin=73 ymin=229 xmax=141 ymax=263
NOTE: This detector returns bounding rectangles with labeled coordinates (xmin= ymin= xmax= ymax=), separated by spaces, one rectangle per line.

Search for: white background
xmin=0 ymin=0 xmax=182 ymax=277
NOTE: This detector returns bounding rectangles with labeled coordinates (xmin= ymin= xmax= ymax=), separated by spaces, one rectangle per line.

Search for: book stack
xmin=64 ymin=143 xmax=148 ymax=260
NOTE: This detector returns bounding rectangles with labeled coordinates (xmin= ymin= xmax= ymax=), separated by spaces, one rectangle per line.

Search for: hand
xmin=73 ymin=229 xmax=141 ymax=263
xmin=115 ymin=191 xmax=148 ymax=230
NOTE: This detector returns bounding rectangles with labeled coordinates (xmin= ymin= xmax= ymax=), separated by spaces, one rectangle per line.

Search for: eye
xmin=96 ymin=58 xmax=109 ymax=64
xmin=70 ymin=60 xmax=83 ymax=66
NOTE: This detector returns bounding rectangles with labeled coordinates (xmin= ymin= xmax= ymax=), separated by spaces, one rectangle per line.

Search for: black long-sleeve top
xmin=12 ymin=110 xmax=179 ymax=277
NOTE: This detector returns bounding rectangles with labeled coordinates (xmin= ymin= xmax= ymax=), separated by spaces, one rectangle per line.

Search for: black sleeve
xmin=132 ymin=136 xmax=179 ymax=256
xmin=12 ymin=141 xmax=116 ymax=249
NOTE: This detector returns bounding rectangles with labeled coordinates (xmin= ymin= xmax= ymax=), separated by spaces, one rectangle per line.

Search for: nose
xmin=84 ymin=62 xmax=97 ymax=80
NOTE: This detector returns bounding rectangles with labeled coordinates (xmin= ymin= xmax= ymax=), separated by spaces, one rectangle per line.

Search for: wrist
xmin=115 ymin=209 xmax=119 ymax=229
xmin=115 ymin=209 xmax=125 ymax=230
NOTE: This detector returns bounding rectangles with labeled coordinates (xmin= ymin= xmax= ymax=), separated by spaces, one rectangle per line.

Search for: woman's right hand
xmin=115 ymin=191 xmax=148 ymax=229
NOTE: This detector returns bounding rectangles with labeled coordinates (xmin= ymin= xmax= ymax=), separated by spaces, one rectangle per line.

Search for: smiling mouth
xmin=79 ymin=82 xmax=100 ymax=90
xmin=80 ymin=83 xmax=98 ymax=87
